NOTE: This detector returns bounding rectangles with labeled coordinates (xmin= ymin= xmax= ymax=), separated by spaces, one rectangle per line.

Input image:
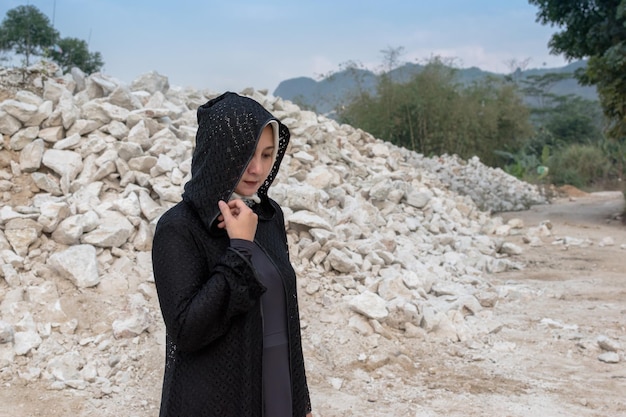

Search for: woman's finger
xmin=217 ymin=199 xmax=257 ymax=240
xmin=218 ymin=200 xmax=233 ymax=221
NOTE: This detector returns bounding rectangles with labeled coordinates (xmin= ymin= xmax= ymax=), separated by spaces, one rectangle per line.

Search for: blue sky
xmin=0 ymin=1 xmax=570 ymax=93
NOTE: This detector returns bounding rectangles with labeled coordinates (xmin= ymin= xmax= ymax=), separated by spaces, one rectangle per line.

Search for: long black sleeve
xmin=152 ymin=208 xmax=265 ymax=352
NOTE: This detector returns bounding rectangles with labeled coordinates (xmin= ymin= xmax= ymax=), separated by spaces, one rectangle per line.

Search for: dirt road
xmin=432 ymin=190 xmax=626 ymax=417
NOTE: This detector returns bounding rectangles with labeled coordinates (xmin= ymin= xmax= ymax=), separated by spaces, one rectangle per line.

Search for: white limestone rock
xmin=112 ymin=294 xmax=153 ymax=338
xmin=81 ymin=210 xmax=135 ymax=248
xmin=31 ymin=172 xmax=62 ymax=196
xmin=4 ymin=218 xmax=42 ymax=257
xmin=47 ymin=244 xmax=100 ymax=288
xmin=131 ymin=71 xmax=170 ymax=94
xmin=597 ymin=335 xmax=621 ymax=352
xmin=598 ymin=352 xmax=620 ymax=364
xmin=0 ymin=110 xmax=22 ymax=136
xmin=37 ymin=200 xmax=71 ymax=233
xmin=0 ymin=321 xmax=14 ymax=343
xmin=13 ymin=331 xmax=42 ymax=356
xmin=349 ymin=291 xmax=388 ymax=320
xmin=19 ymin=138 xmax=45 ymax=172
xmin=0 ymin=99 xmax=39 ymax=123
xmin=10 ymin=125 xmax=39 ymax=151
xmin=42 ymin=149 xmax=83 ymax=183
xmin=288 ymin=210 xmax=332 ymax=230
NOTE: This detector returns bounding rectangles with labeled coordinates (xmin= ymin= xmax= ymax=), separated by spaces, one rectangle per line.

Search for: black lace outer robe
xmin=152 ymin=92 xmax=311 ymax=417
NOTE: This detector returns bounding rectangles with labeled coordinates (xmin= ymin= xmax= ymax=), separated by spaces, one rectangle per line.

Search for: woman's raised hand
xmin=217 ymin=199 xmax=258 ymax=241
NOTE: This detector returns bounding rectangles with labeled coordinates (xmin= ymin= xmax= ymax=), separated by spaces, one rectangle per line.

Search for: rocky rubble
xmin=412 ymin=154 xmax=548 ymax=212
xmin=3 ymin=63 xmax=619 ymax=416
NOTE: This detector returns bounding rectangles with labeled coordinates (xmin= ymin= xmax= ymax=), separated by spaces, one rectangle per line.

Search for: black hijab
xmin=182 ymin=92 xmax=290 ymax=231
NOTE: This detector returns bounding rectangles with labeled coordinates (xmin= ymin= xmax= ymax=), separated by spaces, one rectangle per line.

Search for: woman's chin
xmin=235 ymin=185 xmax=259 ymax=196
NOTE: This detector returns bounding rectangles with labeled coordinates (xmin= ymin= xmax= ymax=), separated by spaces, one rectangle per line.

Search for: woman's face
xmin=234 ymin=125 xmax=275 ymax=196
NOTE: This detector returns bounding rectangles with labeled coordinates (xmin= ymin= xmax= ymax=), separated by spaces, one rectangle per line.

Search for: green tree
xmin=406 ymin=58 xmax=464 ymax=156
xmin=543 ymin=95 xmax=604 ymax=145
xmin=49 ymin=37 xmax=104 ymax=74
xmin=520 ymin=72 xmax=573 ymax=108
xmin=377 ymin=46 xmax=406 ymax=140
xmin=337 ymin=57 xmax=533 ymax=166
xmin=0 ymin=5 xmax=59 ymax=66
xmin=528 ymin=0 xmax=626 ymax=140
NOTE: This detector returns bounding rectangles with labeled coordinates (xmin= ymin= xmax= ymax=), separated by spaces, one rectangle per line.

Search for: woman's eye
xmin=262 ymin=153 xmax=273 ymax=159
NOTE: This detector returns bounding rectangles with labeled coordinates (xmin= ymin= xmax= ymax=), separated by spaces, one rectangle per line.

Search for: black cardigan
xmin=152 ymin=199 xmax=311 ymax=417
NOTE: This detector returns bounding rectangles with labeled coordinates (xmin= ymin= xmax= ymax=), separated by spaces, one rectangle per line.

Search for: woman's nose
xmin=247 ymin=157 xmax=260 ymax=174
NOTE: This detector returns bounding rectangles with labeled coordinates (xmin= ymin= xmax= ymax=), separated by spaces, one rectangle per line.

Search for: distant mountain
xmin=516 ymin=60 xmax=596 ymax=102
xmin=273 ymin=68 xmax=378 ymax=116
xmin=273 ymin=60 xmax=598 ymax=116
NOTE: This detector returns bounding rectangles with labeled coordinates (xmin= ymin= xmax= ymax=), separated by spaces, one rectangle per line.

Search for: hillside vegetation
xmin=274 ymin=60 xmax=597 ymax=115
xmin=275 ymin=58 xmax=623 ymax=192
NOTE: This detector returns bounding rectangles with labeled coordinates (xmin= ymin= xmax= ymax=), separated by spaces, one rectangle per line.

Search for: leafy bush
xmin=548 ymin=144 xmax=611 ymax=188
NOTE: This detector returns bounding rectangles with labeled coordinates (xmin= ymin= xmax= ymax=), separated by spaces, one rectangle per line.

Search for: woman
xmin=152 ymin=92 xmax=312 ymax=417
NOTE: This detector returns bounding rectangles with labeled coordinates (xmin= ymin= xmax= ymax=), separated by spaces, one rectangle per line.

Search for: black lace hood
xmin=181 ymin=92 xmax=290 ymax=231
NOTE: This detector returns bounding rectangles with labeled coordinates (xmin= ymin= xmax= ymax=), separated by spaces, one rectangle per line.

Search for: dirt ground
xmin=305 ymin=190 xmax=626 ymax=417
xmin=449 ymin=190 xmax=626 ymax=417
xmin=475 ymin=190 xmax=626 ymax=417
xmin=1 ymin=190 xmax=624 ymax=417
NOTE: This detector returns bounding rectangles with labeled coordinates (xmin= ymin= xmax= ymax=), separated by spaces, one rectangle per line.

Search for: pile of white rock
xmin=412 ymin=153 xmax=548 ymax=212
xmin=0 ymin=63 xmax=543 ymax=405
